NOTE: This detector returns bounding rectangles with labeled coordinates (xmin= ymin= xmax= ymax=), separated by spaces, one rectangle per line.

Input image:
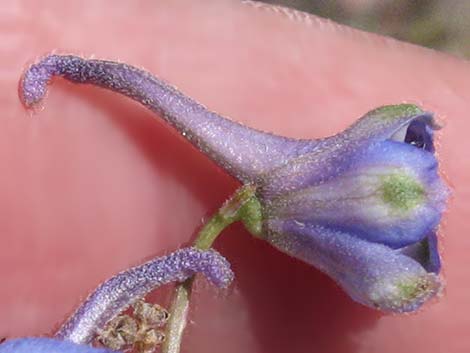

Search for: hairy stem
xmin=161 ymin=184 xmax=261 ymax=353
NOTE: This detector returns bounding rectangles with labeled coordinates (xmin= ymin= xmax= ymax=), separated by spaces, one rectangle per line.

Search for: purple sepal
xmin=262 ymin=140 xmax=448 ymax=249
xmin=257 ymin=108 xmax=437 ymax=197
xmin=266 ymin=220 xmax=441 ymax=313
xmin=260 ymin=108 xmax=448 ymax=312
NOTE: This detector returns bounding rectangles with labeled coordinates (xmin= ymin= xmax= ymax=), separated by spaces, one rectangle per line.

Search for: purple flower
xmin=21 ymin=54 xmax=449 ymax=313
xmin=260 ymin=108 xmax=448 ymax=312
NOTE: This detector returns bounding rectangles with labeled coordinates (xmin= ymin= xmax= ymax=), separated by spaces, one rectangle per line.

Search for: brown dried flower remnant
xmin=97 ymin=315 xmax=137 ymax=351
xmin=134 ymin=301 xmax=170 ymax=328
xmin=97 ymin=301 xmax=170 ymax=353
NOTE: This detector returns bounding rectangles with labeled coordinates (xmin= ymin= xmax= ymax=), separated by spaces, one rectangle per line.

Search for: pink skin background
xmin=1 ymin=1 xmax=470 ymax=352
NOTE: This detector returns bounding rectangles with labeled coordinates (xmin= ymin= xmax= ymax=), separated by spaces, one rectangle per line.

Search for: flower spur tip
xmin=20 ymin=55 xmax=59 ymax=108
xmin=191 ymin=248 xmax=235 ymax=289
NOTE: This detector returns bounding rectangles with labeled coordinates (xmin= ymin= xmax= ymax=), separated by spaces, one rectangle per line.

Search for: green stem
xmin=161 ymin=184 xmax=261 ymax=353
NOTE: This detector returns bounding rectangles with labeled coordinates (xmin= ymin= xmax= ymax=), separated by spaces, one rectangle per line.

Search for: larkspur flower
xmin=19 ymin=55 xmax=448 ymax=317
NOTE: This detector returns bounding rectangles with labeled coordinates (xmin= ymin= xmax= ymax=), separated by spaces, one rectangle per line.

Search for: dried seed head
xmin=96 ymin=301 xmax=169 ymax=353
xmin=97 ymin=315 xmax=138 ymax=351
xmin=135 ymin=329 xmax=165 ymax=353
xmin=133 ymin=300 xmax=170 ymax=328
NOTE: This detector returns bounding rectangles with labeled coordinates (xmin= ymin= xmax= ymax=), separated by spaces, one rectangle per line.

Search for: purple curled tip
xmin=55 ymin=247 xmax=233 ymax=345
xmin=20 ymin=55 xmax=60 ymax=107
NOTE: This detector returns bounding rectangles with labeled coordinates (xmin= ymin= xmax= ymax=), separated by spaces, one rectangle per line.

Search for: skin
xmin=0 ymin=1 xmax=469 ymax=352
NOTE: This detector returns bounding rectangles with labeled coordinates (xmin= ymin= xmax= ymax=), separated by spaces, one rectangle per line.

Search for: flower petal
xmin=263 ymin=140 xmax=448 ymax=248
xmin=265 ymin=220 xmax=442 ymax=312
xmin=0 ymin=338 xmax=116 ymax=353
xmin=259 ymin=105 xmax=436 ymax=197
xmin=345 ymin=105 xmax=437 ymax=144
xmin=391 ymin=114 xmax=438 ymax=152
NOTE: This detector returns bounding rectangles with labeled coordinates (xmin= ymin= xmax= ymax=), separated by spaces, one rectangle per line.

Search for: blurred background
xmin=260 ymin=0 xmax=470 ymax=58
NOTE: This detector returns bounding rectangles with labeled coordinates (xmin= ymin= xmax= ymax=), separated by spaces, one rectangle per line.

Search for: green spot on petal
xmin=370 ymin=274 xmax=441 ymax=312
xmin=380 ymin=173 xmax=425 ymax=211
xmin=397 ymin=280 xmax=424 ymax=299
xmin=396 ymin=275 xmax=438 ymax=304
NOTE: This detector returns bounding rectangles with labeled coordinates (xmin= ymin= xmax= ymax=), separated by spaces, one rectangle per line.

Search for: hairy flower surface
xmin=259 ymin=107 xmax=448 ymax=312
xmin=0 ymin=248 xmax=232 ymax=353
xmin=21 ymin=55 xmax=449 ymax=315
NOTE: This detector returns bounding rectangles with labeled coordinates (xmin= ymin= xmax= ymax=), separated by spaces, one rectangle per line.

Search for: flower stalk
xmin=162 ymin=184 xmax=261 ymax=353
